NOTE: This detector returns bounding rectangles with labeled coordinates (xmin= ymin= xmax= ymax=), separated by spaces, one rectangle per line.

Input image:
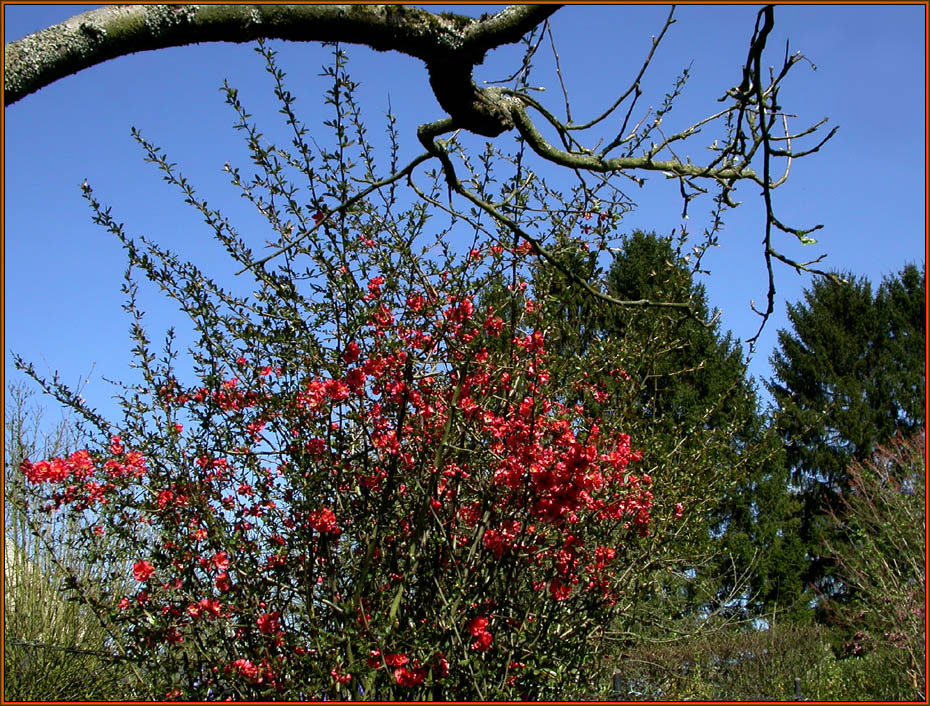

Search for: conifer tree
xmin=767 ymin=263 xmax=926 ymax=606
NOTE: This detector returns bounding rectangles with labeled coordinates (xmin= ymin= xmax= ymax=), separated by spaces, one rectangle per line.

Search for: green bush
xmin=822 ymin=430 xmax=926 ymax=701
xmin=805 ymin=645 xmax=920 ymax=702
xmin=610 ymin=622 xmax=923 ymax=701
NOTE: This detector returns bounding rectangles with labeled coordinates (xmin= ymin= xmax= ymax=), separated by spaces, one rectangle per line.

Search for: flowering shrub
xmin=15 ymin=44 xmax=691 ymax=700
xmin=22 ymin=279 xmax=657 ymax=699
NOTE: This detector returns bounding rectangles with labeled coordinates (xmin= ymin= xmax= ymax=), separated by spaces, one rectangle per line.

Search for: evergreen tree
xmin=766 ymin=263 xmax=926 ymax=607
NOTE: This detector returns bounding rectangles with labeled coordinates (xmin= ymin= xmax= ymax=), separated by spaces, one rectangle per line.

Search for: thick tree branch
xmin=4 ymin=4 xmax=559 ymax=111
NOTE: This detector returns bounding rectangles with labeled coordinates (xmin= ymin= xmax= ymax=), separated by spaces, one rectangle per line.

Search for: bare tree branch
xmin=6 ymin=3 xmax=838 ymax=341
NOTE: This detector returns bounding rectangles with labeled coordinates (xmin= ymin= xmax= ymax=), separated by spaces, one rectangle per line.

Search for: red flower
xmin=467 ymin=615 xmax=494 ymax=650
xmin=257 ymin=611 xmax=281 ymax=635
xmin=342 ymin=341 xmax=361 ymax=363
xmin=472 ymin=631 xmax=494 ymax=651
xmin=366 ymin=276 xmax=386 ymax=299
xmin=308 ymin=507 xmax=341 ymax=535
xmin=330 ymin=667 xmax=352 ymax=684
xmin=549 ymin=577 xmax=573 ymax=601
xmin=433 ymin=653 xmax=450 ymax=679
xmin=231 ymin=658 xmax=260 ymax=682
xmin=325 ymin=379 xmax=351 ymax=402
xmin=313 ymin=210 xmax=325 ymax=225
xmin=215 ymin=572 xmax=232 ymax=592
xmin=466 ymin=615 xmax=489 ymax=636
xmin=201 ymin=598 xmax=223 ymax=617
xmin=211 ymin=551 xmax=229 ymax=572
xmin=133 ymin=560 xmax=155 ymax=582
xmin=384 ymin=653 xmax=408 ymax=667
xmin=393 ymin=665 xmax=426 ymax=687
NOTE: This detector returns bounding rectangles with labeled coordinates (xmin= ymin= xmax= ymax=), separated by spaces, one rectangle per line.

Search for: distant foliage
xmin=824 ymin=430 xmax=926 ymax=700
xmin=612 ymin=622 xmax=922 ymax=701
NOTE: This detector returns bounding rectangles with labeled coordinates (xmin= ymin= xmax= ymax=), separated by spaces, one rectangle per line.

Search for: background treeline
xmin=5 ymin=231 xmax=925 ymax=701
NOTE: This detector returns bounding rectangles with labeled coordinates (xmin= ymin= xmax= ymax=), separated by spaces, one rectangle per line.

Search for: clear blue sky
xmin=3 ymin=4 xmax=927 ymax=432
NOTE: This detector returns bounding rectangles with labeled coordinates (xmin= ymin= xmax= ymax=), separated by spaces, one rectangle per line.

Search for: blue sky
xmin=3 ymin=4 xmax=926 ymax=432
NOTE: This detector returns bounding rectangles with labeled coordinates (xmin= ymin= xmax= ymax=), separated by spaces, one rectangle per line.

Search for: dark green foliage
xmin=880 ymin=264 xmax=927 ymax=429
xmin=767 ymin=263 xmax=926 ymax=604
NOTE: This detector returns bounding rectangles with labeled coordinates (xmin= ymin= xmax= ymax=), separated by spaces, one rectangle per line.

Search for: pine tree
xmin=766 ymin=263 xmax=926 ymax=607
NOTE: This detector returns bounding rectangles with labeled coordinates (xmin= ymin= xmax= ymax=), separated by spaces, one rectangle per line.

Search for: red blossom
xmin=330 ymin=667 xmax=352 ymax=684
xmin=231 ymin=658 xmax=261 ymax=682
xmin=549 ymin=577 xmax=573 ymax=601
xmin=394 ymin=665 xmax=427 ymax=687
xmin=384 ymin=653 xmax=408 ymax=667
xmin=466 ymin=615 xmax=489 ymax=636
xmin=133 ymin=560 xmax=155 ymax=582
xmin=366 ymin=275 xmax=386 ymax=299
xmin=308 ymin=507 xmax=340 ymax=535
xmin=325 ymin=379 xmax=351 ymax=402
xmin=472 ymin=631 xmax=494 ymax=651
xmin=257 ymin=611 xmax=281 ymax=635
xmin=211 ymin=551 xmax=229 ymax=572
xmin=215 ymin=572 xmax=232 ymax=592
xmin=342 ymin=341 xmax=361 ymax=363
xmin=433 ymin=653 xmax=450 ymax=679
xmin=22 ymin=449 xmax=96 ymax=485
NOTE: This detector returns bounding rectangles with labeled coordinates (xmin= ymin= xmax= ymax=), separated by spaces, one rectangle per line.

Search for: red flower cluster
xmin=186 ymin=598 xmax=222 ymax=619
xmin=394 ymin=664 xmax=427 ymax=687
xmin=307 ymin=507 xmax=340 ymax=535
xmin=257 ymin=611 xmax=282 ymax=635
xmin=21 ymin=449 xmax=94 ymax=484
xmin=467 ymin=616 xmax=493 ymax=651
